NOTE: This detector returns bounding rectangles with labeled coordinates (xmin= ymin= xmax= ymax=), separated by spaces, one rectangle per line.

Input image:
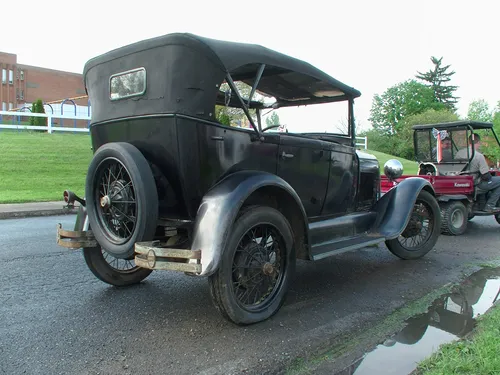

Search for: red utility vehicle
xmin=381 ymin=121 xmax=500 ymax=235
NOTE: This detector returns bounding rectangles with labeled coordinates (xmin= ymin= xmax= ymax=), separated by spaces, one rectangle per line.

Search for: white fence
xmin=0 ymin=110 xmax=369 ymax=149
xmin=0 ymin=110 xmax=90 ymax=133
xmin=356 ymin=136 xmax=368 ymax=150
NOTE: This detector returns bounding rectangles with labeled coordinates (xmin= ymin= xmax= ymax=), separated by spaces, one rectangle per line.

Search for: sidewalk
xmin=0 ymin=201 xmax=79 ymax=220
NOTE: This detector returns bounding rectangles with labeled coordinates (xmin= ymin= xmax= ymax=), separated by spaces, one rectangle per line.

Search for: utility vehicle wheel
xmin=385 ymin=190 xmax=441 ymax=260
xmin=83 ymin=245 xmax=153 ymax=287
xmin=441 ymin=201 xmax=468 ymax=236
xmin=208 ymin=206 xmax=295 ymax=325
xmin=495 ymin=213 xmax=500 ymax=225
xmin=86 ymin=142 xmax=158 ymax=259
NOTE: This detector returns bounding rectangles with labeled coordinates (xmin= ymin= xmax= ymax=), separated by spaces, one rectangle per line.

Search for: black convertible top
xmin=83 ymin=32 xmax=361 ymax=105
xmin=412 ymin=120 xmax=493 ymax=130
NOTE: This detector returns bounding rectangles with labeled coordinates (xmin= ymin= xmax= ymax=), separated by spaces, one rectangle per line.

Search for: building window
xmin=1 ymin=69 xmax=6 ymax=84
xmin=20 ymin=70 xmax=24 ymax=80
xmin=2 ymin=102 xmax=6 ymax=111
xmin=9 ymin=70 xmax=13 ymax=85
xmin=9 ymin=103 xmax=13 ymax=110
xmin=20 ymin=90 xmax=24 ymax=100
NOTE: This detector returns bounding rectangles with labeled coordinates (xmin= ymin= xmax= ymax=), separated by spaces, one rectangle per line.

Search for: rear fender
xmin=74 ymin=205 xmax=88 ymax=232
xmin=190 ymin=170 xmax=308 ymax=276
xmin=374 ymin=177 xmax=435 ymax=240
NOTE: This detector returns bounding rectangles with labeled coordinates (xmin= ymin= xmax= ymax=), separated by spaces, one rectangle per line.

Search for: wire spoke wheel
xmin=94 ymin=158 xmax=137 ymax=245
xmin=385 ymin=190 xmax=441 ymax=260
xmin=231 ymin=224 xmax=285 ymax=311
xmin=398 ymin=200 xmax=433 ymax=251
xmin=208 ymin=206 xmax=295 ymax=325
xmin=101 ymin=249 xmax=138 ymax=272
xmin=85 ymin=142 xmax=158 ymax=259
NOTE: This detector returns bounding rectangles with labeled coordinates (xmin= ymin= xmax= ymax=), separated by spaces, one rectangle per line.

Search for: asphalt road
xmin=1 ymin=215 xmax=499 ymax=375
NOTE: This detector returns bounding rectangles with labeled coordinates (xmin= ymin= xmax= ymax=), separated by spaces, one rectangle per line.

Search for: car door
xmin=277 ymin=134 xmax=330 ymax=218
xmin=321 ymin=142 xmax=357 ymax=216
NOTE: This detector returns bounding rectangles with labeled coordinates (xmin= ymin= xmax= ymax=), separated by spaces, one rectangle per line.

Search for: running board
xmin=311 ymin=236 xmax=386 ymax=261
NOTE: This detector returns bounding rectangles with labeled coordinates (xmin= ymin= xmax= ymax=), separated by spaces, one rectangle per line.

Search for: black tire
xmin=385 ymin=190 xmax=441 ymax=260
xmin=83 ymin=245 xmax=153 ymax=287
xmin=74 ymin=217 xmax=152 ymax=287
xmin=86 ymin=142 xmax=158 ymax=259
xmin=441 ymin=201 xmax=468 ymax=236
xmin=495 ymin=214 xmax=500 ymax=225
xmin=208 ymin=206 xmax=295 ymax=325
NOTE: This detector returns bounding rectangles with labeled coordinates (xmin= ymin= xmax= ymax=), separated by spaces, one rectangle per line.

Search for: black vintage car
xmin=57 ymin=33 xmax=441 ymax=325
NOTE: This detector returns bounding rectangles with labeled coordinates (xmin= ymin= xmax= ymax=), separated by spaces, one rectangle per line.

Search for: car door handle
xmin=281 ymin=151 xmax=294 ymax=159
xmin=211 ymin=136 xmax=224 ymax=141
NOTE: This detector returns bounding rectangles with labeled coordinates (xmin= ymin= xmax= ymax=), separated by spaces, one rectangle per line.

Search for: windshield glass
xmin=260 ymin=101 xmax=349 ymax=136
xmin=415 ymin=128 xmax=471 ymax=163
xmin=215 ymin=80 xmax=350 ymax=136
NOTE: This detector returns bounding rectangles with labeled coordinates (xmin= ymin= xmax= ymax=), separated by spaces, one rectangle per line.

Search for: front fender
xmin=190 ymin=170 xmax=307 ymax=276
xmin=374 ymin=177 xmax=435 ymax=240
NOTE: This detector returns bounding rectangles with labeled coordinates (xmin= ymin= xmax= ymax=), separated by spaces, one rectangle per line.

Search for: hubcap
xmin=100 ymin=195 xmax=111 ymax=208
xmin=262 ymin=262 xmax=275 ymax=276
xmin=451 ymin=210 xmax=464 ymax=227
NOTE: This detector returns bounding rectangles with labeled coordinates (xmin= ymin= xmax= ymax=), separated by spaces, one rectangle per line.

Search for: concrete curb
xmin=0 ymin=202 xmax=80 ymax=220
xmin=0 ymin=209 xmax=77 ymax=220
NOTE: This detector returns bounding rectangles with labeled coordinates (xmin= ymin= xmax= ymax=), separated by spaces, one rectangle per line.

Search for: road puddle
xmin=336 ymin=267 xmax=500 ymax=375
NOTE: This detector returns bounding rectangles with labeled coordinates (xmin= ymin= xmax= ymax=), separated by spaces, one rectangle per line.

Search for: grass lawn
xmin=416 ymin=304 xmax=500 ymax=375
xmin=0 ymin=131 xmax=92 ymax=203
xmin=0 ymin=132 xmax=419 ymax=203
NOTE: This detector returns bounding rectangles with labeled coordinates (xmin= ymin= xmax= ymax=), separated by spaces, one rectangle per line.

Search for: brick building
xmin=0 ymin=51 xmax=87 ymax=112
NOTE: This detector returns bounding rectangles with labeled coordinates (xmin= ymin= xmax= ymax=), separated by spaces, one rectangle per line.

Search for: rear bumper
xmin=56 ymin=223 xmax=97 ymax=249
xmin=134 ymin=241 xmax=201 ymax=274
xmin=56 ymin=224 xmax=202 ymax=274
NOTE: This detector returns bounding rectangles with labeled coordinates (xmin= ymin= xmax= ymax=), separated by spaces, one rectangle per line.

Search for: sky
xmin=3 ymin=0 xmax=499 ymax=131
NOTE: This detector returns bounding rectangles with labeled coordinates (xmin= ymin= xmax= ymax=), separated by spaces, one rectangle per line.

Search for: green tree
xmin=416 ymin=56 xmax=459 ymax=111
xmin=479 ymin=101 xmax=500 ymax=165
xmin=467 ymin=99 xmax=493 ymax=122
xmin=369 ymin=79 xmax=445 ymax=135
xmin=493 ymin=101 xmax=500 ymax=133
xmin=215 ymin=105 xmax=231 ymax=125
xmin=362 ymin=108 xmax=458 ymax=159
xmin=217 ymin=81 xmax=261 ymax=126
xmin=29 ymin=99 xmax=47 ymax=127
xmin=265 ymin=112 xmax=280 ymax=127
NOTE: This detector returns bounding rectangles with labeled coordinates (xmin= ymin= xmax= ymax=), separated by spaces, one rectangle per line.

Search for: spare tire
xmin=86 ymin=142 xmax=158 ymax=259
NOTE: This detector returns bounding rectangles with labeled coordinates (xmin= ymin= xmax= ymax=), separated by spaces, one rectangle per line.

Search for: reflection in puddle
xmin=336 ymin=268 xmax=500 ymax=375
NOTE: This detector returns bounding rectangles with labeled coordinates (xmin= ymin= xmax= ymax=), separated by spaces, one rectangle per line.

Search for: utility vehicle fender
xmin=437 ymin=195 xmax=469 ymax=202
xmin=190 ymin=170 xmax=308 ymax=276
xmin=374 ymin=177 xmax=435 ymax=240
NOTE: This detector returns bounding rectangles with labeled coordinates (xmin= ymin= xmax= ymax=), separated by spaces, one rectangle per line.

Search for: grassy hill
xmin=363 ymin=149 xmax=418 ymax=175
xmin=0 ymin=132 xmax=92 ymax=203
xmin=0 ymin=132 xmax=418 ymax=203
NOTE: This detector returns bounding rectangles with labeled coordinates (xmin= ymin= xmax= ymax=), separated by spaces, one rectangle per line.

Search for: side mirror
xmin=384 ymin=159 xmax=403 ymax=180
